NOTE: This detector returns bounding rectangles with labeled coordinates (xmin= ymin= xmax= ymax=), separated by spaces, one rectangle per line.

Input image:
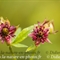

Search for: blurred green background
xmin=0 ymin=0 xmax=60 ymax=60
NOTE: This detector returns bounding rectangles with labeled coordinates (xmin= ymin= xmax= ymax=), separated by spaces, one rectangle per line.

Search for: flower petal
xmin=35 ymin=40 xmax=40 ymax=46
xmin=0 ymin=17 xmax=5 ymax=23
xmin=42 ymin=20 xmax=49 ymax=25
xmin=9 ymin=26 xmax=16 ymax=34
xmin=5 ymin=19 xmax=10 ymax=27
xmin=5 ymin=35 xmax=11 ymax=44
xmin=1 ymin=40 xmax=4 ymax=43
xmin=46 ymin=38 xmax=51 ymax=43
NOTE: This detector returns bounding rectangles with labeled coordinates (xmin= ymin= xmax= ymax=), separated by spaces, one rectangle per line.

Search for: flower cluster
xmin=29 ymin=20 xmax=56 ymax=46
xmin=0 ymin=17 xmax=17 ymax=44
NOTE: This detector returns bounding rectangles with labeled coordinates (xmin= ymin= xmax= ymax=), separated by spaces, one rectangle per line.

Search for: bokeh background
xmin=0 ymin=0 xmax=60 ymax=60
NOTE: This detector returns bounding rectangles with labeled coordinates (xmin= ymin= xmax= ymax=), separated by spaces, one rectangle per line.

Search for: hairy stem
xmin=8 ymin=45 xmax=17 ymax=60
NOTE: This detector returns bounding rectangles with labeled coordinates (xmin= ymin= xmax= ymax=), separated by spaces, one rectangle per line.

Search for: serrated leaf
xmin=12 ymin=25 xmax=34 ymax=44
xmin=11 ymin=28 xmax=21 ymax=43
xmin=11 ymin=43 xmax=28 ymax=47
xmin=26 ymin=45 xmax=35 ymax=52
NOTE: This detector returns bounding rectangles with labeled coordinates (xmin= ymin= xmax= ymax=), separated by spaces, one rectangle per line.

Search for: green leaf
xmin=11 ymin=43 xmax=28 ymax=47
xmin=12 ymin=25 xmax=34 ymax=44
xmin=26 ymin=44 xmax=40 ymax=52
xmin=26 ymin=45 xmax=35 ymax=52
xmin=11 ymin=28 xmax=21 ymax=43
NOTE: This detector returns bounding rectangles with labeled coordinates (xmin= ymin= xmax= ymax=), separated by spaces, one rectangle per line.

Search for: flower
xmin=0 ymin=17 xmax=17 ymax=44
xmin=29 ymin=20 xmax=54 ymax=46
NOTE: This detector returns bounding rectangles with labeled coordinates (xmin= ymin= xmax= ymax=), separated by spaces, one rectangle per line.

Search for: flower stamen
xmin=2 ymin=28 xmax=9 ymax=36
xmin=37 ymin=31 xmax=43 ymax=38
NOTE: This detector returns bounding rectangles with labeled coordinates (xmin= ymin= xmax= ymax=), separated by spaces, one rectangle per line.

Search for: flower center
xmin=2 ymin=28 xmax=9 ymax=36
xmin=37 ymin=31 xmax=43 ymax=38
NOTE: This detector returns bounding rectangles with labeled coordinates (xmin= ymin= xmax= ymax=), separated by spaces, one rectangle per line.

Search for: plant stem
xmin=30 ymin=46 xmax=37 ymax=60
xmin=8 ymin=45 xmax=17 ymax=60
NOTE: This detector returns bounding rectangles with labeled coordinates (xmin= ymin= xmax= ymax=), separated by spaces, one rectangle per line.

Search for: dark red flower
xmin=0 ymin=17 xmax=17 ymax=44
xmin=29 ymin=20 xmax=51 ymax=46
